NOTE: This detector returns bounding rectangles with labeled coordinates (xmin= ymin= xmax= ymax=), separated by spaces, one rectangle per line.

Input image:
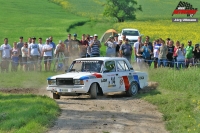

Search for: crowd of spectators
xmin=0 ymin=33 xmax=199 ymax=72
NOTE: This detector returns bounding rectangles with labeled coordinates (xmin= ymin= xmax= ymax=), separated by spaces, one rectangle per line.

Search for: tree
xmin=103 ymin=0 xmax=142 ymax=22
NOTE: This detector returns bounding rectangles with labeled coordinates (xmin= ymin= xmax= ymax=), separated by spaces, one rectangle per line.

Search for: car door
xmin=115 ymin=60 xmax=133 ymax=91
xmin=102 ymin=60 xmax=118 ymax=93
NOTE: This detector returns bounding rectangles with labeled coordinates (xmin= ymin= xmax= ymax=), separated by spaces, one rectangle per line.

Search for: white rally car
xmin=46 ymin=57 xmax=148 ymax=99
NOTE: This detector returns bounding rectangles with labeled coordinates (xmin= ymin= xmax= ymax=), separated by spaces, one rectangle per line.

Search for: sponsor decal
xmin=108 ymin=76 xmax=116 ymax=87
xmin=122 ymin=76 xmax=130 ymax=90
xmin=92 ymin=73 xmax=102 ymax=78
xmin=139 ymin=76 xmax=144 ymax=80
xmin=101 ymin=79 xmax=107 ymax=82
xmin=120 ymin=79 xmax=123 ymax=85
xmin=76 ymin=60 xmax=99 ymax=63
xmin=133 ymin=75 xmax=140 ymax=88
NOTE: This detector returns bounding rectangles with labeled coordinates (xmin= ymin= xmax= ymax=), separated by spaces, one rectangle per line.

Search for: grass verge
xmin=139 ymin=68 xmax=200 ymax=133
xmin=0 ymin=93 xmax=60 ymax=133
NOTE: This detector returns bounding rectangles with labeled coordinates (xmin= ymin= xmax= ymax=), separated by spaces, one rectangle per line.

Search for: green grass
xmin=139 ymin=68 xmax=200 ymax=133
xmin=0 ymin=0 xmax=88 ymax=44
xmin=0 ymin=93 xmax=60 ymax=133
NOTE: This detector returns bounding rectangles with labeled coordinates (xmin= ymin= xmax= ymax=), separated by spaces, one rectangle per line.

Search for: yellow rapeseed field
xmin=114 ymin=20 xmax=200 ymax=44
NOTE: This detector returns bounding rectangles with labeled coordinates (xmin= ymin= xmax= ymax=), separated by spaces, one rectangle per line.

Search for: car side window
xmin=117 ymin=60 xmax=129 ymax=72
xmin=103 ymin=61 xmax=116 ymax=73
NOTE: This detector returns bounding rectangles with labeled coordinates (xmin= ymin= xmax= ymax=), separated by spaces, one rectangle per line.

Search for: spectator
xmin=136 ymin=42 xmax=144 ymax=70
xmin=193 ymin=44 xmax=200 ymax=66
xmin=185 ymin=40 xmax=194 ymax=68
xmin=141 ymin=41 xmax=152 ymax=67
xmin=158 ymin=40 xmax=168 ymax=67
xmin=38 ymin=38 xmax=44 ymax=71
xmin=17 ymin=36 xmax=24 ymax=70
xmin=166 ymin=38 xmax=170 ymax=46
xmin=71 ymin=33 xmax=81 ymax=57
xmin=104 ymin=36 xmax=116 ymax=57
xmin=145 ymin=36 xmax=153 ymax=66
xmin=173 ymin=41 xmax=180 ymax=68
xmin=49 ymin=36 xmax=56 ymax=59
xmin=116 ymin=40 xmax=123 ymax=57
xmin=11 ymin=41 xmax=19 ymax=71
xmin=134 ymin=36 xmax=143 ymax=62
xmin=114 ymin=34 xmax=119 ymax=56
xmin=28 ymin=37 xmax=41 ymax=71
xmin=54 ymin=40 xmax=65 ymax=56
xmin=119 ymin=38 xmax=132 ymax=63
xmin=64 ymin=33 xmax=72 ymax=69
xmin=49 ymin=36 xmax=56 ymax=49
xmin=27 ymin=37 xmax=32 ymax=46
xmin=114 ymin=34 xmax=119 ymax=44
xmin=153 ymin=39 xmax=161 ymax=68
xmin=42 ymin=38 xmax=53 ymax=71
xmin=176 ymin=43 xmax=186 ymax=69
xmin=21 ymin=42 xmax=28 ymax=71
xmin=121 ymin=34 xmax=126 ymax=44
xmin=80 ymin=34 xmax=88 ymax=58
xmin=90 ymin=34 xmax=101 ymax=57
xmin=0 ymin=38 xmax=12 ymax=72
xmin=166 ymin=40 xmax=175 ymax=67
xmin=87 ymin=35 xmax=93 ymax=57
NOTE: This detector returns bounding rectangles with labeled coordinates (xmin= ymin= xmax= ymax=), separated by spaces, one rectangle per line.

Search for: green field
xmin=1 ymin=0 xmax=200 ymax=132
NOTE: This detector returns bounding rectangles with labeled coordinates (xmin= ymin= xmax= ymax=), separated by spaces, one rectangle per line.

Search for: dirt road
xmin=0 ymin=82 xmax=169 ymax=133
xmin=47 ymin=92 xmax=169 ymax=133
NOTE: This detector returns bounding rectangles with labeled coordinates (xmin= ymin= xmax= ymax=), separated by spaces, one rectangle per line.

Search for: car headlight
xmin=74 ymin=79 xmax=84 ymax=85
xmin=48 ymin=79 xmax=56 ymax=85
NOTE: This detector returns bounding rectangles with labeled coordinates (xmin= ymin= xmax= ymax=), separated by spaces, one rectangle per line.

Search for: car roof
xmin=122 ymin=28 xmax=139 ymax=31
xmin=75 ymin=57 xmax=127 ymax=61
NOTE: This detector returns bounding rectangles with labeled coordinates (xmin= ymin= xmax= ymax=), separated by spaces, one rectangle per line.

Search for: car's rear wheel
xmin=126 ymin=82 xmax=138 ymax=96
xmin=53 ymin=93 xmax=60 ymax=99
xmin=90 ymin=83 xmax=97 ymax=99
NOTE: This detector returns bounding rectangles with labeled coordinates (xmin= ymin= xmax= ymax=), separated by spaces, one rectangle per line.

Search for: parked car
xmin=46 ymin=57 xmax=148 ymax=99
xmin=118 ymin=28 xmax=142 ymax=46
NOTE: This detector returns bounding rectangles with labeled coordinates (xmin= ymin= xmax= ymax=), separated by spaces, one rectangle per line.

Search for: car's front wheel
xmin=89 ymin=83 xmax=97 ymax=99
xmin=126 ymin=82 xmax=138 ymax=96
xmin=53 ymin=93 xmax=60 ymax=99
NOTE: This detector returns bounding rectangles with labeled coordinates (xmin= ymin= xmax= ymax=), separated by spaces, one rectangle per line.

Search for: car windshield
xmin=68 ymin=60 xmax=103 ymax=73
xmin=122 ymin=30 xmax=139 ymax=36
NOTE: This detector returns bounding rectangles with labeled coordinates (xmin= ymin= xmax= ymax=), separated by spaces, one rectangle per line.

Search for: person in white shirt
xmin=42 ymin=38 xmax=53 ymax=71
xmin=0 ymin=38 xmax=12 ymax=72
xmin=38 ymin=37 xmax=44 ymax=71
xmin=21 ymin=42 xmax=29 ymax=71
xmin=104 ymin=36 xmax=116 ymax=57
xmin=133 ymin=36 xmax=143 ymax=62
xmin=28 ymin=37 xmax=41 ymax=71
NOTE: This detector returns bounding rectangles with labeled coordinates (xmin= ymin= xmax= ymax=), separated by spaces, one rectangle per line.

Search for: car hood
xmin=47 ymin=72 xmax=102 ymax=80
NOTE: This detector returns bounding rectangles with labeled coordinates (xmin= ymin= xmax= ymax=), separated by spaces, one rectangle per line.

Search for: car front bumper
xmin=47 ymin=86 xmax=88 ymax=93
